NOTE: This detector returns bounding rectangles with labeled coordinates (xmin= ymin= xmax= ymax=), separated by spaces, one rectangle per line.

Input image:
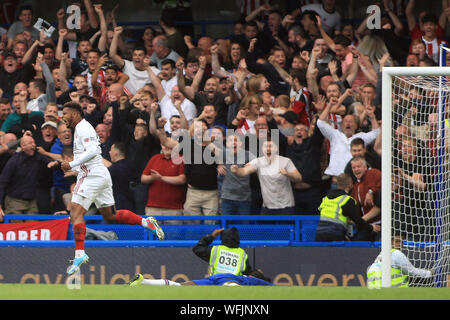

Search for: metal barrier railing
xmin=2 ymin=214 xmax=320 ymax=242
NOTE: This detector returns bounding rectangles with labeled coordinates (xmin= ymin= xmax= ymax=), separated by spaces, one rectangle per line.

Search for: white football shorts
xmin=71 ymin=165 xmax=115 ymax=210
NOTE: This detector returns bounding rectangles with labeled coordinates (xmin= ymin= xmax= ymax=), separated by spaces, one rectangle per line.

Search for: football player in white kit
xmin=61 ymin=102 xmax=164 ymax=275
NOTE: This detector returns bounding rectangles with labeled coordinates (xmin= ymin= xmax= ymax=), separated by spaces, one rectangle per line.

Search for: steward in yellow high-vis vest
xmin=315 ymin=174 xmax=378 ymax=242
xmin=193 ymin=227 xmax=253 ymax=276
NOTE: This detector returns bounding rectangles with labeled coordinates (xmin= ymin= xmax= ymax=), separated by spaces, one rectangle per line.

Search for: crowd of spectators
xmin=0 ymin=0 xmax=446 ymax=241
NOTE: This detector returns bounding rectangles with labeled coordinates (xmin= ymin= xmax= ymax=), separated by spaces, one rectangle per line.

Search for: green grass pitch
xmin=1 ymin=284 xmax=450 ymax=300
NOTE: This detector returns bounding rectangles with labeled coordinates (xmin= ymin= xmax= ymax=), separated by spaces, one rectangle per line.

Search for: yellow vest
xmin=319 ymin=195 xmax=355 ymax=227
xmin=367 ymin=250 xmax=409 ymax=289
xmin=209 ymin=245 xmax=248 ymax=276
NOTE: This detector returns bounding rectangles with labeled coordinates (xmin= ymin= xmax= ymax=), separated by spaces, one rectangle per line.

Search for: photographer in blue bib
xmin=193 ymin=227 xmax=253 ymax=276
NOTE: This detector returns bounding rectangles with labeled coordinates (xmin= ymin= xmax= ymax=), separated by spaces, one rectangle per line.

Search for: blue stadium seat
xmin=158 ymin=225 xmax=217 ymax=241
xmin=229 ymin=224 xmax=294 ymax=241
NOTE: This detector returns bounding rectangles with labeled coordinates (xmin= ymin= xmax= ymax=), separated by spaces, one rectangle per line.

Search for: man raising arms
xmin=61 ymin=102 xmax=164 ymax=275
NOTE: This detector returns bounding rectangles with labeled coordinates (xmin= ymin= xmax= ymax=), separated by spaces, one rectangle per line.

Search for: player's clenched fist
xmin=61 ymin=161 xmax=72 ymax=172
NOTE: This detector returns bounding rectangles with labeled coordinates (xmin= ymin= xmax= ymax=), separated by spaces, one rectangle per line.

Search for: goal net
xmin=382 ymin=67 xmax=450 ymax=288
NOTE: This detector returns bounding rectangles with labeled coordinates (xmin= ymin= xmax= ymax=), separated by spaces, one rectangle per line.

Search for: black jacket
xmin=0 ymin=151 xmax=52 ymax=206
xmin=286 ymin=124 xmax=324 ymax=186
xmin=245 ymin=50 xmax=291 ymax=97
xmin=192 ymin=227 xmax=253 ymax=275
xmin=0 ymin=64 xmax=35 ymax=100
xmin=108 ymin=158 xmax=135 ymax=211
xmin=110 ymin=102 xmax=160 ymax=183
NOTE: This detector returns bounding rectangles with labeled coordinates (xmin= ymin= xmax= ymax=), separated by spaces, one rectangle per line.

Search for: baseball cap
xmin=3 ymin=51 xmax=17 ymax=60
xmin=79 ymin=94 xmax=98 ymax=104
xmin=41 ymin=121 xmax=57 ymax=129
xmin=280 ymin=111 xmax=299 ymax=125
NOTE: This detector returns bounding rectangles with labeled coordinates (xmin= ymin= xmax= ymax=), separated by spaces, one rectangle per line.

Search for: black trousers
xmin=36 ymin=187 xmax=51 ymax=214
xmin=293 ymin=186 xmax=323 ymax=215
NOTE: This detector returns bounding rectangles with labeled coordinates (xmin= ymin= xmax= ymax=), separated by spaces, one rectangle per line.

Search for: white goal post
xmin=382 ymin=66 xmax=450 ymax=288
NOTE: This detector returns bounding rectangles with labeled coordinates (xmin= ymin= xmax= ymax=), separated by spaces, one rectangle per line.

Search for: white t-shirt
xmin=162 ymin=76 xmax=178 ymax=96
xmin=159 ymin=95 xmax=197 ymax=133
xmin=26 ymin=94 xmax=46 ymax=112
xmin=249 ymin=155 xmax=297 ymax=209
xmin=316 ymin=119 xmax=379 ymax=177
xmin=301 ymin=3 xmax=342 ymax=35
xmin=122 ymin=60 xmax=160 ymax=95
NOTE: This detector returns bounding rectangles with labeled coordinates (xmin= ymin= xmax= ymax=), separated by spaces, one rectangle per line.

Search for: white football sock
xmin=75 ymin=250 xmax=85 ymax=259
xmin=141 ymin=279 xmax=181 ymax=286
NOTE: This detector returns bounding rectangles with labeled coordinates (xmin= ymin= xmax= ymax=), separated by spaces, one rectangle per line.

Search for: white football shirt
xmin=70 ymin=119 xmax=104 ymax=171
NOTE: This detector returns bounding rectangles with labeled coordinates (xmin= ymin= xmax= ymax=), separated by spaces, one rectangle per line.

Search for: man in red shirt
xmin=350 ymin=156 xmax=381 ymax=241
xmin=141 ymin=143 xmax=186 ymax=225
xmin=350 ymin=156 xmax=381 ymax=220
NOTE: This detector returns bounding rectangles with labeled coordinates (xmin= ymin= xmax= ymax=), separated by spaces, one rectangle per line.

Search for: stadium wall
xmin=0 ymin=246 xmax=380 ymax=286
